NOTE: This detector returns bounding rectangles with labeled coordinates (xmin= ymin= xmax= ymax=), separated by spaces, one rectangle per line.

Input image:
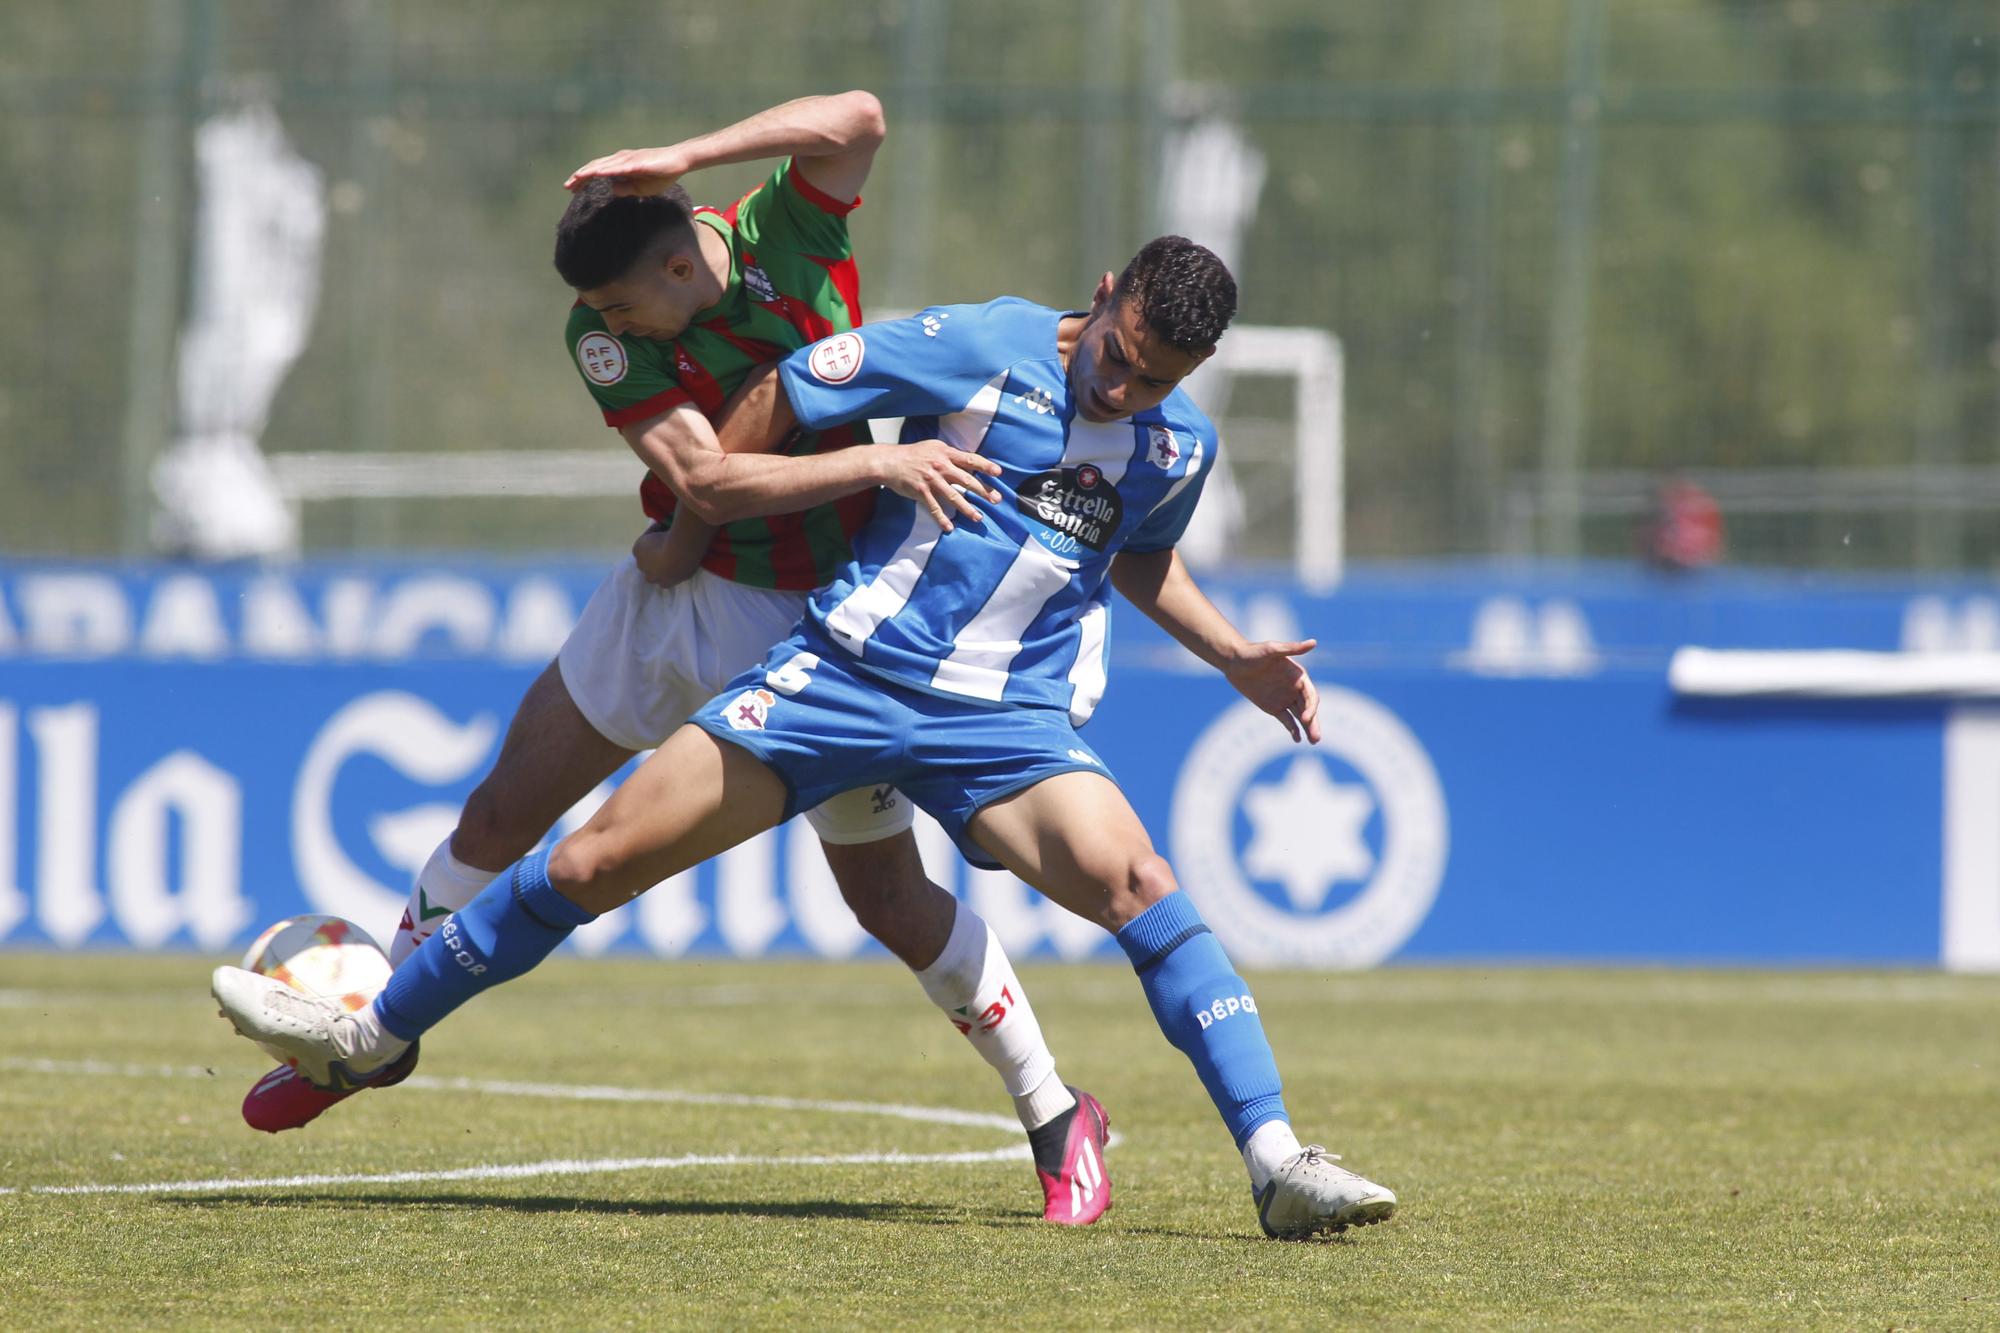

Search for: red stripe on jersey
xmin=698 ymin=316 xmax=789 ymax=366
xmin=762 ymin=512 xmax=820 ymax=589
xmin=672 ymin=345 xmax=726 ymax=415
xmin=638 ymin=475 xmax=744 ymax=580
xmin=638 ymin=472 xmax=675 ymax=524
xmin=835 ymin=486 xmax=877 ymax=544
xmin=788 ymin=168 xmax=861 ymax=217
xmin=603 ymin=387 xmax=692 ymax=429
xmin=702 ymin=522 xmax=739 ymax=581
xmin=807 ymin=253 xmax=865 ymax=328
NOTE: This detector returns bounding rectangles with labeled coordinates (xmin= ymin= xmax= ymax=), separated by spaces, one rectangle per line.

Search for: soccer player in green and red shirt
xmin=239 ymin=93 xmax=1113 ymax=1226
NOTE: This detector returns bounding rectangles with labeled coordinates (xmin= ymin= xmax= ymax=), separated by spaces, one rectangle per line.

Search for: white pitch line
xmin=393 ymin=1076 xmax=1026 ymax=1132
xmin=0 ymin=1147 xmax=1033 ymax=1198
xmin=0 ymin=1058 xmax=1020 ymax=1133
xmin=0 ymin=1056 xmax=1137 ymax=1199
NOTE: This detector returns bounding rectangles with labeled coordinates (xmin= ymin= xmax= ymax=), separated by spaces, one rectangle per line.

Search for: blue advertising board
xmin=0 ymin=559 xmax=1992 ymax=967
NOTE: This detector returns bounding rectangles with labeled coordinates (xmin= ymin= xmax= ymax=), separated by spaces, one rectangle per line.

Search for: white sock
xmin=1242 ymin=1118 xmax=1305 ymax=1193
xmin=912 ymin=901 xmax=1070 ymax=1131
xmin=1014 ymin=1069 xmax=1077 ymax=1131
xmin=337 ymin=999 xmax=410 ymax=1071
xmin=391 ymin=837 xmax=502 ymax=964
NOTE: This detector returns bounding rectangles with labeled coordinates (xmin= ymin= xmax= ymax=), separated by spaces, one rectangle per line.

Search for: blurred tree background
xmin=2 ymin=0 xmax=1997 ymax=568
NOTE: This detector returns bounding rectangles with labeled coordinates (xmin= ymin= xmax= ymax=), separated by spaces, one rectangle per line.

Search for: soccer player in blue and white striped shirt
xmin=213 ymin=237 xmax=1399 ymax=1239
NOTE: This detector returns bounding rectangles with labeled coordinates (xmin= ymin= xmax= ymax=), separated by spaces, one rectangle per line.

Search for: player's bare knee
xmin=546 ymin=833 xmax=621 ymax=899
xmin=1123 ymin=853 xmax=1180 ymax=918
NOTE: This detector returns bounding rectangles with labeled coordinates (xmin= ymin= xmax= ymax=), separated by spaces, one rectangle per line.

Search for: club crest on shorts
xmin=576 ymin=332 xmax=628 ymax=386
xmin=725 ymin=688 xmax=778 ymax=731
xmin=809 ymin=332 xmax=865 ymax=384
xmin=1147 ymin=425 xmax=1181 ymax=470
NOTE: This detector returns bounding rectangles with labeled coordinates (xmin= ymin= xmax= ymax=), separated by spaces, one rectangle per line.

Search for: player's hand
xmin=565 ymin=146 xmax=692 ymax=195
xmin=1222 ymin=639 xmax=1321 ymax=744
xmin=874 ymin=442 xmax=1004 ymax=532
xmin=633 ymin=525 xmax=706 ymax=589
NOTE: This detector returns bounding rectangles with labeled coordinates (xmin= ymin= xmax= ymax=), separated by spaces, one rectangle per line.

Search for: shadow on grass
xmin=162 ymin=1192 xmax=1266 ymax=1241
xmin=167 ymin=1192 xmax=965 ymax=1222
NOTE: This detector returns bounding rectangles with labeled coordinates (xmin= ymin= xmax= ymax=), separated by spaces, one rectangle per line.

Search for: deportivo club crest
xmin=725 ymin=688 xmax=777 ymax=731
xmin=1169 ymin=685 xmax=1449 ymax=967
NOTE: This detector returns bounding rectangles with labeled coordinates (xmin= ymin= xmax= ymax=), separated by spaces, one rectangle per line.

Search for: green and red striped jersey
xmin=565 ymin=158 xmax=874 ymax=591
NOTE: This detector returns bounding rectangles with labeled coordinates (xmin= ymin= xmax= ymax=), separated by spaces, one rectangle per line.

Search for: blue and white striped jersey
xmin=775 ymin=296 xmax=1216 ymax=724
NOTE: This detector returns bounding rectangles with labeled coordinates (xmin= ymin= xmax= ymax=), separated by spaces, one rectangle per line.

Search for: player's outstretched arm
xmin=618 ymin=392 xmax=999 ymax=530
xmin=625 ymin=363 xmax=803 ymax=589
xmin=1110 ymin=547 xmax=1321 ymax=744
xmin=565 ymin=91 xmax=885 ymax=204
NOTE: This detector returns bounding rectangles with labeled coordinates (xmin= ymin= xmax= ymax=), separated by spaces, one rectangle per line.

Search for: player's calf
xmin=1114 ymin=887 xmax=1398 ymax=1238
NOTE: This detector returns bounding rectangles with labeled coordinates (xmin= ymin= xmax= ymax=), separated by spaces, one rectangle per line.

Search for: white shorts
xmin=556 ymin=558 xmax=916 ymax=845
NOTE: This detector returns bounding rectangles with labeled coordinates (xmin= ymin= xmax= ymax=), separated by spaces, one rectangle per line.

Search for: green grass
xmin=3 ymin=957 xmax=1998 ymax=1330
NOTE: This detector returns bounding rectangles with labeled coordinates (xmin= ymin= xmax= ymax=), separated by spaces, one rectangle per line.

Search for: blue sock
xmin=374 ymin=849 xmax=596 ymax=1041
xmin=1116 ymin=890 xmax=1288 ymax=1147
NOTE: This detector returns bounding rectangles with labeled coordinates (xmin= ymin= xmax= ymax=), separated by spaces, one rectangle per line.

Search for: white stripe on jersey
xmin=930 ymin=415 xmax=1133 ymax=705
xmin=1064 ymin=595 xmax=1110 ymax=726
xmin=822 ymin=514 xmax=941 ymax=655
xmin=938 ymin=370 xmax=1009 ymax=451
xmin=930 ymin=538 xmax=1080 ymax=701
xmin=822 ymin=371 xmax=1009 ymax=652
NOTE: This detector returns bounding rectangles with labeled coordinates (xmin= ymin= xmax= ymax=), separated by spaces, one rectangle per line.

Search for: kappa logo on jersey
xmin=1066 ymin=748 xmax=1101 ymax=767
xmin=1147 ymin=425 xmax=1181 ymax=470
xmin=725 ymin=688 xmax=779 ymax=731
xmin=1015 ymin=387 xmax=1057 ymax=416
xmin=576 ymin=332 xmax=628 ymax=386
xmin=742 ymin=262 xmax=777 ymax=303
xmin=1017 ymin=465 xmax=1124 ymax=552
xmin=921 ymin=311 xmax=950 ymax=337
xmin=808 ymin=331 xmax=865 ymax=384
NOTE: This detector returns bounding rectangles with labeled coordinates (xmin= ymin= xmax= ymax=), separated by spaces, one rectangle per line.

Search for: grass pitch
xmin=3 ymin=956 xmax=1998 ymax=1329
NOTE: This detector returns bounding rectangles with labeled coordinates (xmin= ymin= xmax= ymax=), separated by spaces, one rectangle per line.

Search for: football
xmin=238 ymin=915 xmax=392 ymax=1064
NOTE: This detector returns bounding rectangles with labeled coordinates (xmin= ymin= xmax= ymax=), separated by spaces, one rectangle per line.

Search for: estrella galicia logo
xmin=1016 ymin=466 xmax=1123 ymax=552
xmin=1169 ymin=685 xmax=1448 ymax=968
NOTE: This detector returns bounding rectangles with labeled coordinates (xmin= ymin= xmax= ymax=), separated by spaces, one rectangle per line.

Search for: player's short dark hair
xmin=553 ymin=180 xmax=698 ymax=290
xmin=1111 ymin=235 xmax=1238 ymax=354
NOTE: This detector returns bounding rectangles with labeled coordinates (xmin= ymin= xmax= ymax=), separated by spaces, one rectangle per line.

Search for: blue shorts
xmin=690 ymin=626 xmax=1114 ymax=869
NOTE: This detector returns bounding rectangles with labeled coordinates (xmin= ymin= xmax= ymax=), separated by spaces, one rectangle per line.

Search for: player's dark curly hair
xmin=1111 ymin=235 xmax=1238 ymax=354
xmin=553 ymin=180 xmax=698 ymax=290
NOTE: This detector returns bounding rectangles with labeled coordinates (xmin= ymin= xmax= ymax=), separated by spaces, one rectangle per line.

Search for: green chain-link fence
xmin=4 ymin=0 xmax=1997 ymax=568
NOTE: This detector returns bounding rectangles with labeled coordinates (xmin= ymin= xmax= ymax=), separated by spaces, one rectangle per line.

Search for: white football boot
xmin=210 ymin=967 xmax=407 ymax=1092
xmin=1256 ymin=1146 xmax=1398 ymax=1239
